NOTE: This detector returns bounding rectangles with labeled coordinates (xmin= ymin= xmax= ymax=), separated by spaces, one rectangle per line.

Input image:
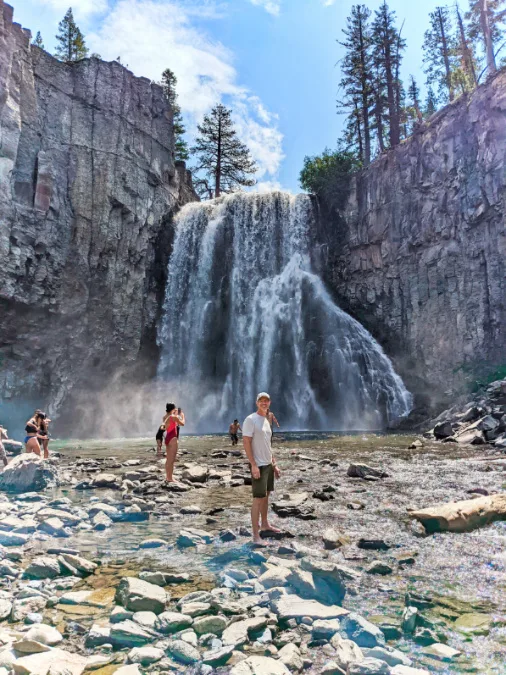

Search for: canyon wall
xmin=320 ymin=70 xmax=506 ymax=412
xmin=0 ymin=1 xmax=197 ymax=430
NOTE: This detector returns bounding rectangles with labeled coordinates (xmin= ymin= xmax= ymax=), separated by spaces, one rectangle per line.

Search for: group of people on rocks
xmin=155 ymin=394 xmax=282 ymax=546
xmin=0 ymin=409 xmax=51 ymax=467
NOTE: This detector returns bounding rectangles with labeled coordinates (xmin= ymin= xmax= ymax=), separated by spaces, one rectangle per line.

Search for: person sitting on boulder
xmin=0 ymin=425 xmax=9 ymax=467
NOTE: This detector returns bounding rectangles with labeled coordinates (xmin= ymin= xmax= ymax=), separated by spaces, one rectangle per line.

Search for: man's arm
xmin=243 ymin=436 xmax=260 ymax=479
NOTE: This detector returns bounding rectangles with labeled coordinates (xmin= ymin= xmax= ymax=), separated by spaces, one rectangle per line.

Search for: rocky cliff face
xmin=320 ymin=70 xmax=506 ymax=412
xmin=0 ymin=1 xmax=197 ymax=431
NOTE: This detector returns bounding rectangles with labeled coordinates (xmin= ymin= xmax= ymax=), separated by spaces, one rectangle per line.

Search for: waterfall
xmin=157 ymin=192 xmax=412 ymax=432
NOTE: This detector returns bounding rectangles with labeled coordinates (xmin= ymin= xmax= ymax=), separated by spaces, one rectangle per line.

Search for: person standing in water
xmin=243 ymin=392 xmax=281 ymax=546
xmin=163 ymin=403 xmax=185 ymax=482
xmin=229 ymin=419 xmax=242 ymax=446
xmin=266 ymin=408 xmax=279 ymax=442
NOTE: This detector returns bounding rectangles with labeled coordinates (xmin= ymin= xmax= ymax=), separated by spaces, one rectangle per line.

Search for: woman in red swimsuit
xmin=163 ymin=403 xmax=185 ymax=482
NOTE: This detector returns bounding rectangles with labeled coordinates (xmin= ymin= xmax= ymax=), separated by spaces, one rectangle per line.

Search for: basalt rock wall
xmin=0 ymin=1 xmax=197 ymax=431
xmin=320 ymin=70 xmax=506 ymax=413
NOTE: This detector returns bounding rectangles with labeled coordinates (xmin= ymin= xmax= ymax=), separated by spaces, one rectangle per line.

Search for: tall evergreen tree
xmin=406 ymin=75 xmax=423 ymax=131
xmin=161 ymin=68 xmax=189 ymax=162
xmin=423 ymin=7 xmax=457 ymax=103
xmin=466 ymin=0 xmax=506 ymax=76
xmin=424 ymin=87 xmax=439 ymax=117
xmin=337 ymin=5 xmax=374 ymax=166
xmin=32 ymin=31 xmax=44 ymax=49
xmin=191 ymin=104 xmax=257 ymax=199
xmin=371 ymin=2 xmax=405 ymax=148
xmin=54 ymin=8 xmax=88 ymax=62
xmin=455 ymin=3 xmax=478 ymax=91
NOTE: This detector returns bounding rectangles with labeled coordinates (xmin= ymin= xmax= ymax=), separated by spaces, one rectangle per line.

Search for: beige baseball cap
xmin=256 ymin=392 xmax=271 ymax=401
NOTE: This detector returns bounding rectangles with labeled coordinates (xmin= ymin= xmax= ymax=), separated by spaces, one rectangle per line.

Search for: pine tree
xmin=455 ymin=3 xmax=478 ymax=91
xmin=423 ymin=7 xmax=457 ymax=103
xmin=54 ymin=8 xmax=88 ymax=62
xmin=466 ymin=0 xmax=506 ymax=77
xmin=371 ymin=2 xmax=405 ymax=148
xmin=337 ymin=5 xmax=374 ymax=166
xmin=424 ymin=87 xmax=439 ymax=117
xmin=32 ymin=31 xmax=44 ymax=49
xmin=191 ymin=104 xmax=257 ymax=199
xmin=406 ymin=75 xmax=423 ymax=131
xmin=161 ymin=69 xmax=189 ymax=162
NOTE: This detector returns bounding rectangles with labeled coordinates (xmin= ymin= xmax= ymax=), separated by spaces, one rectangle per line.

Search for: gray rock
xmin=85 ymin=624 xmax=112 ymax=648
xmin=58 ymin=553 xmax=97 ymax=577
xmin=0 ymin=531 xmax=29 ymax=546
xmin=127 ymin=646 xmax=164 ymax=665
xmin=330 ymin=633 xmax=364 ymax=670
xmin=340 ymin=613 xmax=386 ymax=648
xmin=25 ymin=624 xmax=63 ymax=646
xmin=272 ymin=594 xmax=348 ymax=621
xmin=24 ymin=557 xmax=61 ymax=580
xmin=38 ymin=517 xmax=69 ymax=537
xmin=139 ymin=538 xmax=167 ymax=549
xmin=348 ymin=658 xmax=391 ymax=674
xmin=347 ymin=464 xmax=388 ymax=480
xmin=115 ymin=577 xmax=167 ymax=614
xmin=202 ymin=644 xmax=235 ymax=667
xmin=132 ymin=611 xmax=157 ymax=628
xmin=155 ymin=611 xmax=193 ymax=634
xmin=11 ymin=596 xmax=47 ymax=622
xmin=433 ymin=421 xmax=453 ymax=439
xmin=278 ymin=643 xmax=303 ymax=670
xmin=110 ymin=620 xmax=154 ymax=647
xmin=92 ymin=511 xmax=113 ymax=530
xmin=222 ymin=617 xmax=268 ymax=646
xmin=166 ymin=639 xmax=200 ymax=664
xmin=401 ymin=607 xmax=418 ymax=634
xmin=366 ymin=561 xmax=393 ymax=576
xmin=363 ymin=647 xmax=412 ymax=667
xmin=322 ymin=528 xmax=348 ymax=550
xmin=193 ymin=615 xmax=227 ymax=635
xmin=177 ymin=528 xmax=214 ymax=547
xmin=230 ymin=655 xmax=291 ymax=674
xmin=312 ymin=619 xmax=341 ymax=640
xmin=0 ymin=455 xmax=59 ymax=493
xmin=182 ymin=465 xmax=208 ymax=483
xmin=92 ymin=474 xmax=121 ymax=489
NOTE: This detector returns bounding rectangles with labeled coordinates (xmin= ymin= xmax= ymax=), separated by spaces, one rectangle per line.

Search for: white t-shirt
xmin=242 ymin=412 xmax=272 ymax=467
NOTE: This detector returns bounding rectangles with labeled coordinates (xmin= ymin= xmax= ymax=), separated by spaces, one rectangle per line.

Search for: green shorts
xmin=252 ymin=463 xmax=275 ymax=498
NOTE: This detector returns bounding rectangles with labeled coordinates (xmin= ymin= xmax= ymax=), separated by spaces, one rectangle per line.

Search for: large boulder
xmin=347 ymin=464 xmax=388 ymax=480
xmin=410 ymin=494 xmax=506 ymax=533
xmin=230 ymin=655 xmax=290 ymax=675
xmin=0 ymin=455 xmax=59 ymax=493
xmin=433 ymin=421 xmax=453 ymax=439
xmin=115 ymin=577 xmax=167 ymax=614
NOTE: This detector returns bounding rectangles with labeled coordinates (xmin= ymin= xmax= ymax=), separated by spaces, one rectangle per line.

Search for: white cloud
xmin=322 ymin=0 xmax=337 ymax=5
xmin=248 ymin=0 xmax=282 ymax=15
xmin=253 ymin=180 xmax=291 ymax=193
xmin=39 ymin=0 xmax=108 ymax=18
xmin=88 ymin=0 xmax=284 ymax=182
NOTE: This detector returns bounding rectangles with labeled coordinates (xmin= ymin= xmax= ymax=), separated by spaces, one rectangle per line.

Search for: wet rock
xmin=329 ymin=633 xmax=364 ymax=670
xmin=0 ymin=455 xmax=59 ymax=493
xmin=139 ymin=538 xmax=167 ymax=549
xmin=420 ymin=643 xmax=461 ymax=661
xmin=85 ymin=624 xmax=111 ymax=647
xmin=220 ymin=529 xmax=237 ymax=542
xmin=433 ymin=421 xmax=453 ymax=439
xmin=58 ymin=554 xmax=97 ymax=577
xmin=202 ymin=644 xmax=235 ymax=667
xmin=59 ymin=591 xmax=108 ymax=609
xmin=320 ymin=662 xmax=346 ymax=675
xmin=413 ymin=628 xmax=438 ymax=645
xmin=347 ymin=464 xmax=388 ymax=480
xmin=410 ymin=493 xmax=506 ymax=533
xmin=177 ymin=528 xmax=214 ymax=547
xmin=366 ymin=561 xmax=393 ymax=576
xmin=166 ymin=639 xmax=200 ymax=664
xmin=358 ymin=539 xmax=391 ymax=551
xmin=180 ymin=505 xmax=202 ymax=515
xmin=454 ymin=612 xmax=491 ymax=635
xmin=340 ymin=614 xmax=386 ymax=648
xmin=92 ymin=511 xmax=112 ymax=530
xmin=322 ymin=529 xmax=349 ymax=550
xmin=363 ymin=647 xmax=411 ymax=667
xmin=127 ymin=646 xmax=164 ymax=665
xmin=348 ymin=658 xmax=390 ymax=674
xmin=401 ymin=607 xmax=417 ymax=634
xmin=116 ymin=577 xmax=167 ymax=614
xmin=222 ymin=617 xmax=268 ymax=646
xmin=0 ymin=532 xmax=29 ymax=547
xmin=91 ymin=474 xmax=120 ymax=489
xmin=271 ymin=594 xmax=348 ymax=621
xmin=230 ymin=655 xmax=290 ymax=674
xmin=287 ymin=568 xmax=345 ymax=606
xmin=182 ymin=465 xmax=208 ymax=483
xmin=193 ymin=615 xmax=227 ymax=635
xmin=87 ymin=503 xmax=119 ymax=518
xmin=258 ymin=567 xmax=291 ymax=589
xmin=38 ymin=517 xmax=68 ymax=538
xmin=272 ymin=493 xmax=315 ymax=520
xmin=155 ymin=611 xmax=193 ymax=634
xmin=110 ymin=620 xmax=154 ymax=647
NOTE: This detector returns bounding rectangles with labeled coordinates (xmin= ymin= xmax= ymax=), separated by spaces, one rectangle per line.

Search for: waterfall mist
xmin=157 ymin=192 xmax=412 ymax=432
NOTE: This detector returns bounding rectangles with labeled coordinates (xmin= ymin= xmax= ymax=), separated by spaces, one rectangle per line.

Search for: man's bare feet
xmin=253 ymin=536 xmax=268 ymax=547
xmin=261 ymin=524 xmax=282 ymax=533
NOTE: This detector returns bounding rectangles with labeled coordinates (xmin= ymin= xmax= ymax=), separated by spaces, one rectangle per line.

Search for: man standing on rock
xmin=243 ymin=392 xmax=281 ymax=546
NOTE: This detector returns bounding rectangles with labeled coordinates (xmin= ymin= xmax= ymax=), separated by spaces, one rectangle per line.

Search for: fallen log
xmin=410 ymin=494 xmax=506 ymax=533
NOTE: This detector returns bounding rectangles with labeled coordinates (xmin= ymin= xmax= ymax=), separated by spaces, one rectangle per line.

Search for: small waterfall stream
xmin=157 ymin=192 xmax=412 ymax=431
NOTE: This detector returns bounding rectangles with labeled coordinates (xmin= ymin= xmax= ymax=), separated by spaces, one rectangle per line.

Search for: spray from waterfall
xmin=158 ymin=192 xmax=412 ymax=432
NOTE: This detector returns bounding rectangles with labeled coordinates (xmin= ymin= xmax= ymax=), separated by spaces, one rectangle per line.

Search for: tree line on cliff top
xmin=33 ymin=2 xmax=506 ymax=202
xmin=302 ymin=0 xmax=506 ymax=201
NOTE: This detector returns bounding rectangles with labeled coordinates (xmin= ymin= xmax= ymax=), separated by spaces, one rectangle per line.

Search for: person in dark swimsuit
xmin=229 ymin=419 xmax=242 ymax=445
xmin=156 ymin=424 xmax=166 ymax=456
xmin=38 ymin=413 xmax=51 ymax=459
xmin=163 ymin=403 xmax=185 ymax=482
xmin=24 ymin=412 xmax=44 ymax=456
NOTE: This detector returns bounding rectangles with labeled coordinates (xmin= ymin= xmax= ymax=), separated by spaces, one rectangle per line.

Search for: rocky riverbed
xmin=0 ymin=432 xmax=505 ymax=675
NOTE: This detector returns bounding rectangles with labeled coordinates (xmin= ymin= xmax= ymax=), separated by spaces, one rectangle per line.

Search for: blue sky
xmin=16 ymin=0 xmax=446 ymax=192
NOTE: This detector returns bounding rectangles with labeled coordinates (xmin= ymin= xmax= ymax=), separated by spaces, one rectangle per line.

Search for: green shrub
xmin=299 ymin=148 xmax=360 ymax=210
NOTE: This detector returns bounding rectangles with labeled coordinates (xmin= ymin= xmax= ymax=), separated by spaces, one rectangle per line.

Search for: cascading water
xmin=158 ymin=192 xmax=412 ymax=431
